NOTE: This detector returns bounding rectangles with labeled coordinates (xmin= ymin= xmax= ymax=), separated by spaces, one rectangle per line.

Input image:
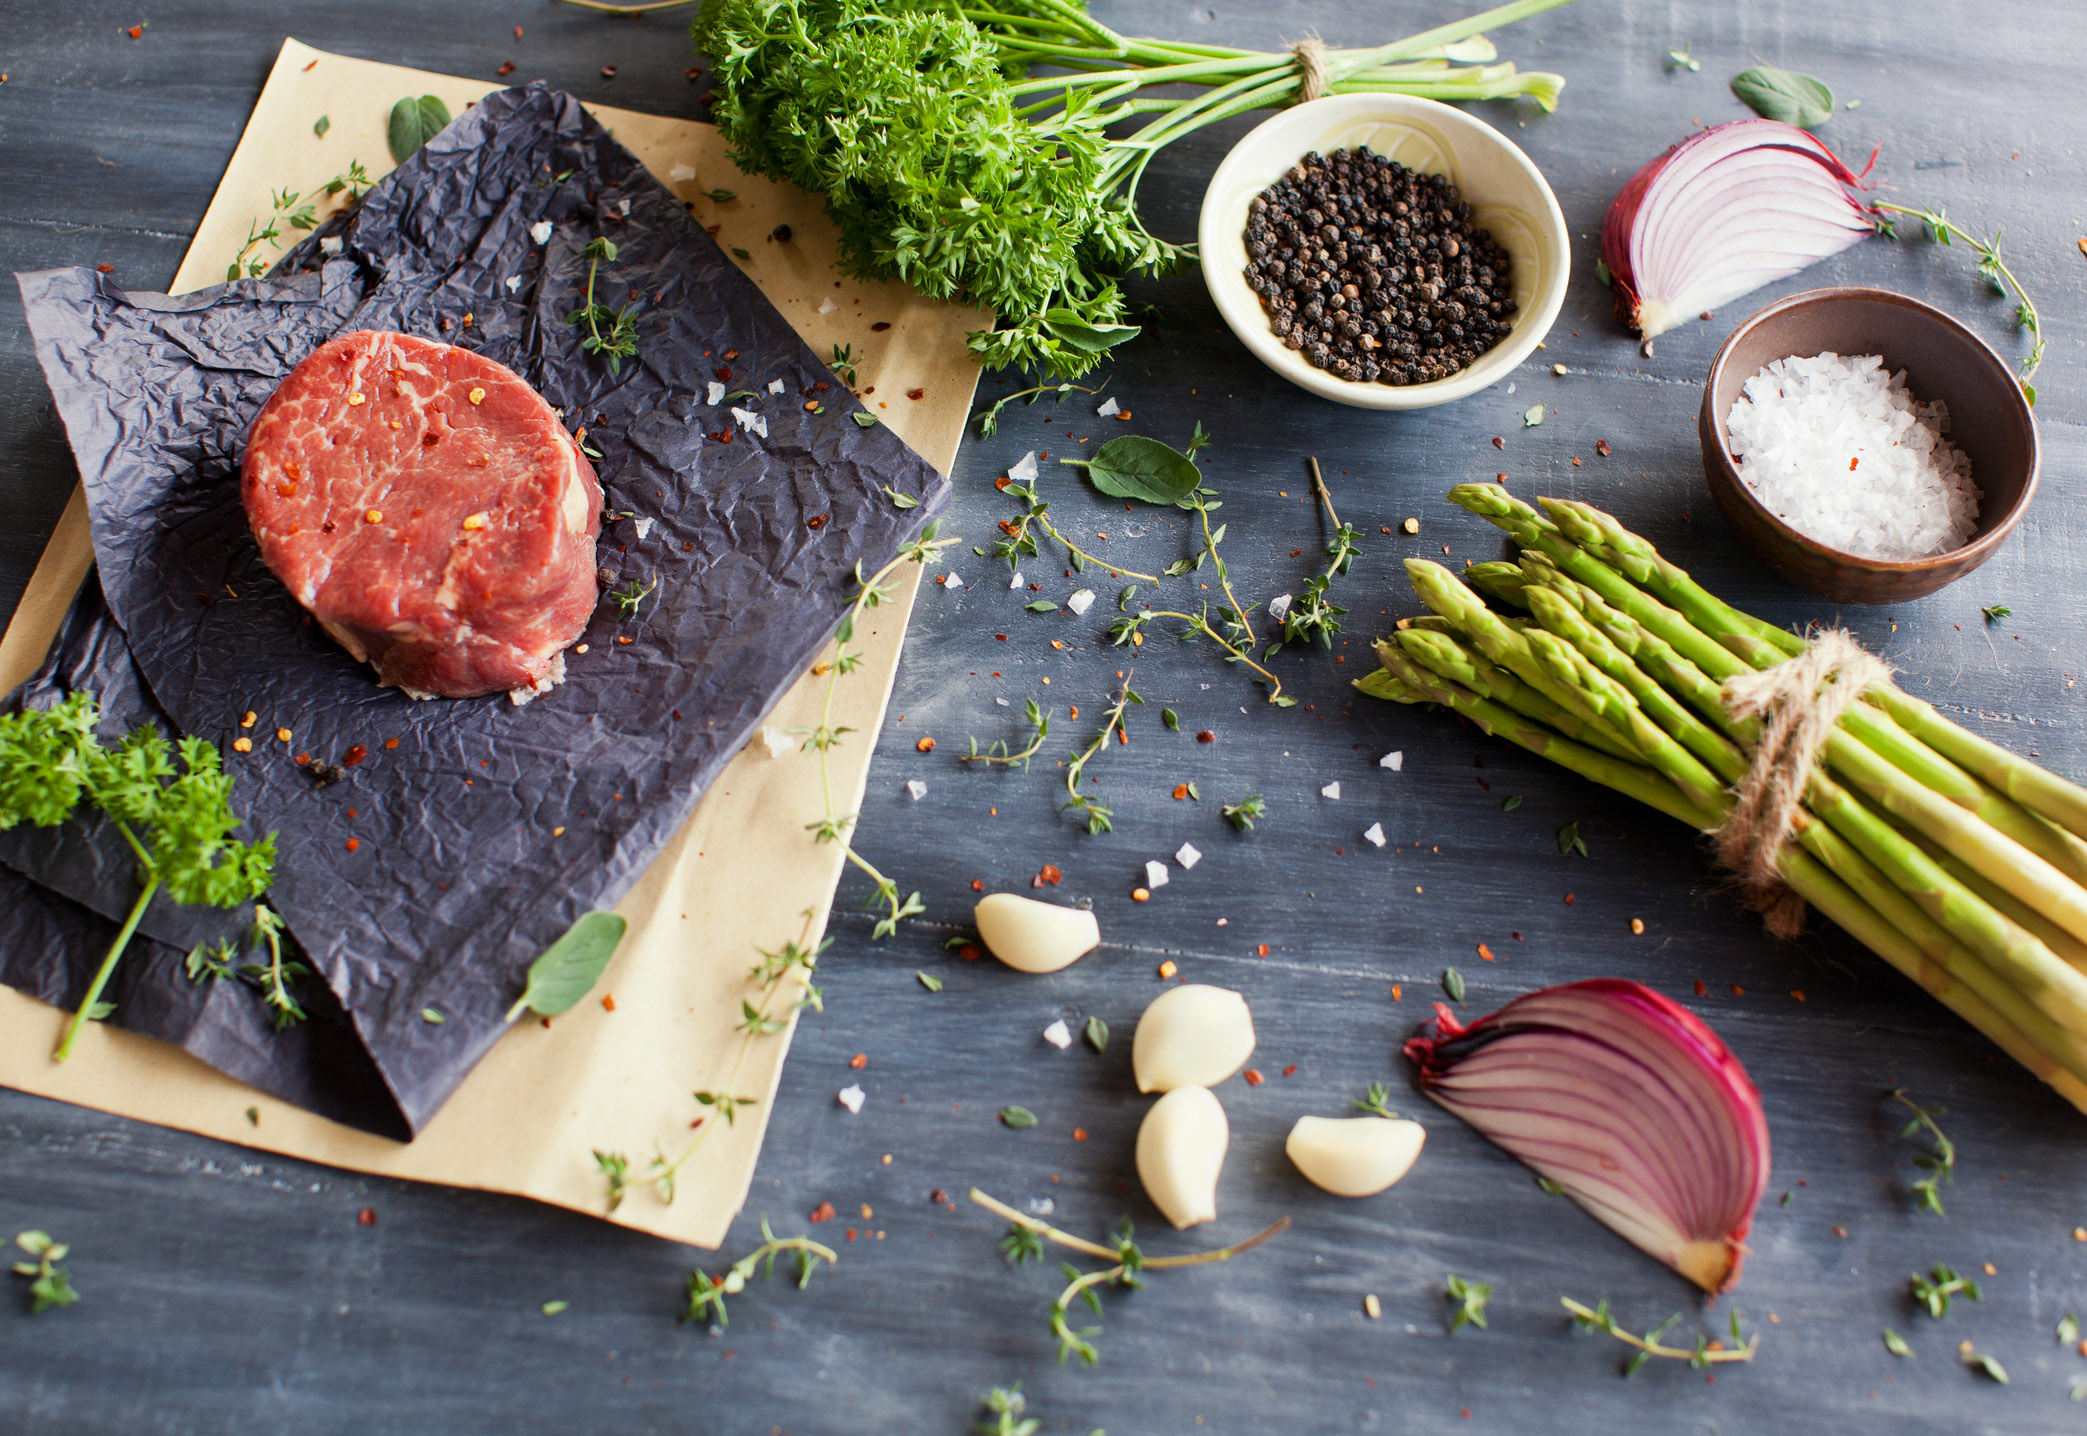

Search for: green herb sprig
xmin=1264 ymin=459 xmax=1358 ymax=658
xmin=1563 ymin=1297 xmax=1761 ymax=1376
xmin=0 ymin=693 xmax=276 ymax=1060
xmin=681 ymin=1216 xmax=837 ymax=1328
xmin=11 ymin=1231 xmax=77 ymax=1314
xmin=1911 ymin=1263 xmax=1981 ymax=1318
xmin=1872 ymin=204 xmax=2045 ymax=401
xmin=1893 ymin=1089 xmax=1955 ymax=1215
xmin=610 ymin=574 xmax=660 ymax=619
xmin=976 ymin=1384 xmax=1043 ymax=1436
xmin=994 ymin=473 xmax=1157 ymax=583
xmin=963 ymin=698 xmax=1052 ymax=770
xmin=828 ymin=343 xmax=859 ymax=389
xmin=1221 ymin=794 xmax=1266 ymax=832
xmin=226 ymin=161 xmax=373 ymax=280
xmin=567 ymin=237 xmax=642 ymax=375
xmin=974 ymin=380 xmax=1104 ymax=437
xmin=1061 ymin=674 xmax=1140 ymax=834
xmin=975 ymin=1188 xmax=1287 ymax=1366
xmin=1353 ymin=1082 xmax=1401 ymax=1118
xmin=1445 ymin=1273 xmax=1491 ymax=1331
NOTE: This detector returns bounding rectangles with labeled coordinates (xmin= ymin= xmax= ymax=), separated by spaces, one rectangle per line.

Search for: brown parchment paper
xmin=0 ymin=37 xmax=985 ymax=1249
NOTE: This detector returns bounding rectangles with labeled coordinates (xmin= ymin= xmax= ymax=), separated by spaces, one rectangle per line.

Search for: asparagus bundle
xmin=1359 ymin=484 xmax=2087 ymax=1114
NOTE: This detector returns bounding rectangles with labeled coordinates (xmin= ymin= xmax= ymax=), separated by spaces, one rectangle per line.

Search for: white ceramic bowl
xmin=1198 ymin=93 xmax=1570 ymax=410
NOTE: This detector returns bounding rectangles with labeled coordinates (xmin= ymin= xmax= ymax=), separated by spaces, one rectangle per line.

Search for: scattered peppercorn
xmin=1242 ymin=149 xmax=1516 ymax=386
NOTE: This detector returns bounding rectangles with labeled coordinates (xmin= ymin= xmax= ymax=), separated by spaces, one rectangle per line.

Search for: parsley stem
xmin=1872 ymin=201 xmax=2044 ymax=390
xmin=53 ymin=873 xmax=158 ymax=1062
xmin=970 ymin=1189 xmax=1119 ymax=1260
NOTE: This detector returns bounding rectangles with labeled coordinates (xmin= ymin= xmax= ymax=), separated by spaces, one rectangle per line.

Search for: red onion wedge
xmin=1601 ymin=118 xmax=1877 ymax=343
xmin=1404 ymin=979 xmax=1770 ymax=1293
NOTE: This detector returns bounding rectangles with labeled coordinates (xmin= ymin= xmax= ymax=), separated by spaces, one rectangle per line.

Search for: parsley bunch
xmin=693 ymin=0 xmax=1573 ymax=377
xmin=0 ymin=693 xmax=275 ymax=1060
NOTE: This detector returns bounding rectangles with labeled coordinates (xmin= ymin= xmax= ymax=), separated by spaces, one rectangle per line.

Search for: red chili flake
xmin=302 ymin=59 xmax=317 ymax=72
xmin=357 ymin=1207 xmax=377 ymax=1226
xmin=600 ymin=65 xmax=618 ymax=80
xmin=715 ymin=366 xmax=732 ymax=381
xmin=95 ymin=263 xmax=114 ymax=274
xmin=849 ymin=1052 xmax=868 ymax=1069
xmin=1694 ymin=979 xmax=1708 ymax=996
xmin=995 ymin=633 xmax=1008 ymax=641
xmin=342 ymin=744 xmax=368 ymax=767
xmin=1491 ymin=436 xmax=1505 ymax=449
xmin=383 ymin=737 xmax=399 ymax=750
xmin=1172 ymin=784 xmax=1190 ymax=800
xmin=514 ymin=24 xmax=524 ymax=37
xmin=705 ymin=224 xmax=721 ymax=237
xmin=1832 ymin=1224 xmax=1848 ymax=1238
xmin=1391 ymin=984 xmax=1403 ymax=1001
xmin=344 ymin=837 xmax=360 ymax=852
xmin=1256 ymin=943 xmax=1270 ymax=957
xmin=1243 ymin=1069 xmax=1264 ymax=1086
xmin=1731 ymin=984 xmax=1746 ymax=996
xmin=1290 ymin=549 xmax=1303 ymax=558
xmin=906 ymin=388 xmax=925 ymax=400
xmin=1571 ymin=457 xmax=1582 ymax=467
xmin=497 ymin=61 xmax=516 ymax=77
xmin=1037 ymin=864 xmax=1064 ymax=886
xmin=1595 ymin=438 xmax=1612 ymax=457
xmin=1563 ymin=892 xmax=1576 ymax=905
xmin=1790 ymin=989 xmax=1806 ymax=1002
xmin=929 ymin=1188 xmax=948 ymax=1205
xmin=959 ymin=943 xmax=982 ymax=962
xmin=845 ymin=1228 xmax=859 ymax=1242
xmin=1477 ymin=942 xmax=1496 ymax=962
xmin=128 ymin=24 xmax=143 ymax=39
xmin=1283 ymin=1064 xmax=1297 ymax=1076
xmin=685 ymin=67 xmax=703 ymax=81
xmin=1073 ymin=1128 xmax=1088 ymax=1141
xmin=293 ymin=751 xmax=312 ymax=766
xmin=870 ymin=321 xmax=892 ymax=332
xmin=808 ymin=1201 xmax=836 ymax=1224
xmin=1196 ymin=730 xmax=1217 ymax=743
xmin=807 ymin=514 xmax=828 ymax=530
xmin=970 ymin=879 xmax=985 ymax=892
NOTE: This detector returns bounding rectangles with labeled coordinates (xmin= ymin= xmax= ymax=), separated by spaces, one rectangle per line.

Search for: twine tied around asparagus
xmin=1290 ymin=36 xmax=1330 ymax=104
xmin=1714 ymin=630 xmax=1893 ymax=937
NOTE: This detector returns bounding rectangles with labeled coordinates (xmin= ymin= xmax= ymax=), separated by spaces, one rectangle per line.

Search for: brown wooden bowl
xmin=1698 ymin=287 xmax=2039 ymax=604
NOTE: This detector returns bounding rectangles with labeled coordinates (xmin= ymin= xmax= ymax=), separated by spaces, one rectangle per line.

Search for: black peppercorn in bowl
xmin=1199 ymin=94 xmax=1569 ymax=410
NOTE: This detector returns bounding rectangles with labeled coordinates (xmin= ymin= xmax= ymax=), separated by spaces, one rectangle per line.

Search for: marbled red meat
xmin=241 ymin=331 xmax=601 ymax=700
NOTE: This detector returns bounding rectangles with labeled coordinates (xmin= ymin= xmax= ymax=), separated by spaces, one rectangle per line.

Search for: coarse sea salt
xmin=1363 ymin=822 xmax=1387 ymax=848
xmin=1175 ymin=843 xmax=1202 ymax=870
xmin=1042 ymin=1020 xmax=1072 ymax=1049
xmin=1009 ymin=451 xmax=1039 ymax=484
xmin=1726 ymin=351 xmax=1978 ymax=560
xmin=1066 ymin=589 xmax=1095 ymax=616
xmin=838 ymin=1085 xmax=866 ymax=1114
xmin=1379 ymin=751 xmax=1404 ymax=771
xmin=1145 ymin=859 xmax=1170 ymax=889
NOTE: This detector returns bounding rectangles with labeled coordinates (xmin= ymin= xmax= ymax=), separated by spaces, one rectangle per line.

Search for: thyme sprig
xmin=829 ymin=343 xmax=859 ymax=388
xmin=241 ymin=904 xmax=309 ymax=1031
xmin=803 ymin=524 xmax=958 ymax=934
xmin=1353 ymin=1082 xmax=1401 ymax=1118
xmin=12 ymin=1231 xmax=77 ymax=1314
xmin=1911 ymin=1263 xmax=1981 ymax=1318
xmin=226 ymin=162 xmax=372 ymax=281
xmin=1061 ymin=673 xmax=1140 ymax=834
xmin=1562 ymin=1297 xmax=1761 ymax=1376
xmin=1265 ymin=459 xmax=1359 ymax=659
xmin=973 ymin=1188 xmax=1289 ymax=1366
xmin=1872 ymin=203 xmax=2045 ymax=400
xmin=681 ymin=1216 xmax=837 ymax=1328
xmin=1111 ymin=604 xmax=1291 ymax=705
xmin=1446 ymin=1273 xmax=1491 ymax=1331
xmin=610 ymin=574 xmax=660 ymax=619
xmin=567 ymin=236 xmax=642 ymax=375
xmin=974 ymin=380 xmax=1104 ymax=436
xmin=1893 ymin=1089 xmax=1955 ymax=1216
xmin=976 ymin=1384 xmax=1043 ymax=1436
xmin=964 ymin=698 xmax=1052 ymax=770
xmin=994 ymin=475 xmax=1158 ymax=583
xmin=1221 ymin=793 xmax=1267 ymax=831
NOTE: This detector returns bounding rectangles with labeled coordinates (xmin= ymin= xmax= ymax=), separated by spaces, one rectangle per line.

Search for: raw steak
xmin=241 ymin=331 xmax=602 ymax=699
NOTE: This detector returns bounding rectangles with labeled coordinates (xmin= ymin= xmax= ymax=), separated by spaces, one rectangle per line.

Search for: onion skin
xmin=1602 ymin=119 xmax=1877 ymax=342
xmin=1404 ymin=978 xmax=1770 ymax=1294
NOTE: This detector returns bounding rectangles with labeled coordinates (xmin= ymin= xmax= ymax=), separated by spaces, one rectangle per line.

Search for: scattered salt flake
xmin=669 ymin=162 xmax=698 ymax=183
xmin=995 ymin=696 xmax=1009 ymax=707
xmin=1027 ymin=1196 xmax=1056 ymax=1216
xmin=817 ymin=296 xmax=837 ymax=315
xmin=318 ymin=236 xmax=344 ymax=257
xmin=529 ymin=219 xmax=553 ymax=245
xmin=613 ymin=198 xmax=632 ymax=220
xmin=760 ymin=725 xmax=794 ymax=758
xmin=706 ymin=381 xmax=726 ymax=405
xmin=1042 ymin=1020 xmax=1072 ymax=1049
xmin=1009 ymin=570 xmax=1024 ymax=589
xmin=1066 ymin=588 xmax=1096 ymax=616
xmin=837 ymin=1085 xmax=865 ymax=1114
xmin=1321 ymin=781 xmax=1341 ymax=800
xmin=1175 ymin=843 xmax=1202 ymax=870
xmin=1267 ymin=594 xmax=1293 ymax=623
xmin=632 ymin=516 xmax=654 ymax=541
xmin=943 ymin=573 xmax=965 ymax=591
xmin=729 ymin=407 xmax=769 ymax=438
xmin=1009 ymin=450 xmax=1039 ymax=484
xmin=905 ymin=779 xmax=927 ymax=801
xmin=1363 ymin=822 xmax=1388 ymax=848
xmin=503 ymin=273 xmax=521 ymax=293
xmin=767 ymin=378 xmax=785 ymax=395
xmin=1145 ymin=859 xmax=1169 ymax=889
xmin=1506 ymin=381 xmax=1516 ymax=395
xmin=1096 ymin=396 xmax=1120 ymax=417
xmin=1379 ymin=751 xmax=1404 ymax=771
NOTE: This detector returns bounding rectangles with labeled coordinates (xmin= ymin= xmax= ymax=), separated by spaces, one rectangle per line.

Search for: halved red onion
xmin=1404 ymin=979 xmax=1770 ymax=1293
xmin=1602 ymin=118 xmax=1877 ymax=343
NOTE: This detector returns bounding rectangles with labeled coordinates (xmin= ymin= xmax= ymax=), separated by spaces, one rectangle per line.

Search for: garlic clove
xmin=1132 ymin=984 xmax=1256 ymax=1092
xmin=1285 ymin=1115 xmax=1427 ymax=1198
xmin=1136 ymin=1085 xmax=1228 ymax=1229
xmin=974 ymin=892 xmax=1100 ymax=974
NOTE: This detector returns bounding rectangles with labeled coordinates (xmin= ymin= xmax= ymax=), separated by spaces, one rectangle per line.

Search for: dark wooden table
xmin=6 ymin=3 xmax=2087 ymax=1432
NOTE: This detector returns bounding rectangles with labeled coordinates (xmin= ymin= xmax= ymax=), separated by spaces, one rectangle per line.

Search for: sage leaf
xmin=731 ymin=247 xmax=751 ymax=260
xmin=313 ymin=115 xmax=330 ymax=139
xmin=852 ymin=411 xmax=878 ymax=428
xmin=999 ymin=1105 xmax=1038 ymax=1129
xmin=1084 ymin=1015 xmax=1109 ymax=1052
xmin=1025 ymin=600 xmax=1058 ymax=612
xmin=916 ymin=971 xmax=943 ymax=992
xmin=1443 ymin=967 xmax=1466 ymax=1002
xmin=2061 ymin=1313 xmax=2081 ymax=1347
xmin=1730 ymin=66 xmax=1834 ymax=129
xmin=541 ymin=1300 xmax=569 ymax=1316
xmin=504 ymin=911 xmax=628 ymax=1022
xmin=1883 ymin=1327 xmax=1913 ymax=1358
xmin=1502 ymin=794 xmax=1523 ymax=811
xmin=1523 ymin=403 xmax=1545 ymax=427
xmin=882 ymin=485 xmax=919 ymax=509
xmin=1060 ymin=435 xmax=1201 ymax=505
xmin=1161 ymin=708 xmax=1179 ymax=730
xmin=1964 ymin=1351 xmax=2008 ymax=1384
xmin=420 ymin=1008 xmax=445 ymax=1024
xmin=705 ymin=188 xmax=736 ymax=202
xmin=386 ymin=94 xmax=453 ymax=165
